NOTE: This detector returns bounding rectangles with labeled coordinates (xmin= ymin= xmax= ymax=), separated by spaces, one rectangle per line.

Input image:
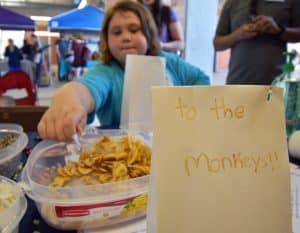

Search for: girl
xmin=38 ymin=0 xmax=210 ymax=142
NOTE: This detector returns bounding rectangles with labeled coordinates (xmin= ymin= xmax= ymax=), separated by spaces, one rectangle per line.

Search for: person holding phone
xmin=214 ymin=0 xmax=300 ymax=85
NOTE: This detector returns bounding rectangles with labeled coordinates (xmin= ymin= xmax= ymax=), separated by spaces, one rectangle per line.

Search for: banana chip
xmin=51 ymin=176 xmax=71 ymax=187
xmin=50 ymin=134 xmax=151 ymax=187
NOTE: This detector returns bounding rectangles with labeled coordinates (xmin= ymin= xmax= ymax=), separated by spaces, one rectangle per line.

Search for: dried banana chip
xmin=50 ymin=134 xmax=151 ymax=187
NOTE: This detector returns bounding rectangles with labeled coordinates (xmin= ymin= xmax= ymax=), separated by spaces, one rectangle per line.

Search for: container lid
xmin=21 ymin=129 xmax=151 ymax=205
xmin=0 ymin=123 xmax=28 ymax=164
xmin=0 ymin=175 xmax=27 ymax=233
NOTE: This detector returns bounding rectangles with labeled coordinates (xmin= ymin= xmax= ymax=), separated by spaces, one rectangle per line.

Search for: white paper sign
xmin=120 ymin=54 xmax=167 ymax=132
xmin=149 ymin=86 xmax=292 ymax=233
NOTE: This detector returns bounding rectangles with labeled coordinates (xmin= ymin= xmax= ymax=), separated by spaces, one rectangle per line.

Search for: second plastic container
xmin=0 ymin=123 xmax=28 ymax=178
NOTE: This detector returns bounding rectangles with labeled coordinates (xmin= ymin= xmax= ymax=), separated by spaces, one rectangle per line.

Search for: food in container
xmin=0 ymin=176 xmax=27 ymax=233
xmin=0 ymin=179 xmax=16 ymax=213
xmin=21 ymin=129 xmax=151 ymax=230
xmin=0 ymin=134 xmax=16 ymax=149
xmin=0 ymin=124 xmax=28 ymax=178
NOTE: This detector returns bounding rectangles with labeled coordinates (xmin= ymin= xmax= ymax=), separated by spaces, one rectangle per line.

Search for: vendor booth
xmin=48 ymin=4 xmax=103 ymax=79
xmin=0 ymin=6 xmax=35 ymax=31
xmin=0 ymin=6 xmax=36 ymax=78
xmin=48 ymin=4 xmax=104 ymax=32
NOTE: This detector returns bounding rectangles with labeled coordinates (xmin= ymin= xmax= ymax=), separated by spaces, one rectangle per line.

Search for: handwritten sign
xmin=184 ymin=151 xmax=279 ymax=176
xmin=148 ymin=86 xmax=292 ymax=233
xmin=175 ymin=96 xmax=245 ymax=120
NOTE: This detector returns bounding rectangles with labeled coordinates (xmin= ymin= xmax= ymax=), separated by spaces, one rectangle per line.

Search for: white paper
xmin=120 ymin=54 xmax=167 ymax=132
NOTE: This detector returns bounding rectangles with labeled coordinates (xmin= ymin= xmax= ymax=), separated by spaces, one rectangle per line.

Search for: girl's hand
xmin=254 ymin=15 xmax=281 ymax=35
xmin=38 ymin=99 xmax=87 ymax=142
xmin=38 ymin=82 xmax=94 ymax=142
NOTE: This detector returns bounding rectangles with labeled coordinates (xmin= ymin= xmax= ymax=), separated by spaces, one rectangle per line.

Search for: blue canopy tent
xmin=48 ymin=4 xmax=104 ymax=32
xmin=0 ymin=6 xmax=35 ymax=30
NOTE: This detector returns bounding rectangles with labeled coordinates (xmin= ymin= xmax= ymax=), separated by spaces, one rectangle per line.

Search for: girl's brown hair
xmin=100 ymin=0 xmax=161 ymax=64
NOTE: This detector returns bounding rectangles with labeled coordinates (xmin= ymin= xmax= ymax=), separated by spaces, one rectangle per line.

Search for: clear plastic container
xmin=21 ymin=129 xmax=151 ymax=230
xmin=0 ymin=175 xmax=27 ymax=233
xmin=0 ymin=123 xmax=28 ymax=178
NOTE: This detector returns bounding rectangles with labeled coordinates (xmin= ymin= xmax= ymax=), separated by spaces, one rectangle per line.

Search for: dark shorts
xmin=72 ymin=61 xmax=87 ymax=68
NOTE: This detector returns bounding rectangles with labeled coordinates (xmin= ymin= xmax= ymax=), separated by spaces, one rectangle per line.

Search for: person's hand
xmin=234 ymin=23 xmax=258 ymax=41
xmin=38 ymin=100 xmax=87 ymax=142
xmin=253 ymin=15 xmax=281 ymax=35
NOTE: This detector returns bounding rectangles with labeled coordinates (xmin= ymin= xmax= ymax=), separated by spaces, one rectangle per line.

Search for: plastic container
xmin=21 ymin=129 xmax=151 ymax=230
xmin=0 ymin=176 xmax=27 ymax=233
xmin=0 ymin=123 xmax=28 ymax=178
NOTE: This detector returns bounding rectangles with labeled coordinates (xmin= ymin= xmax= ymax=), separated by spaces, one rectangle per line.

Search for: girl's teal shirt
xmin=78 ymin=51 xmax=210 ymax=127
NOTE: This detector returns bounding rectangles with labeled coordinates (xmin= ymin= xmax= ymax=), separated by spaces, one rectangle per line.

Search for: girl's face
xmin=108 ymin=11 xmax=148 ymax=67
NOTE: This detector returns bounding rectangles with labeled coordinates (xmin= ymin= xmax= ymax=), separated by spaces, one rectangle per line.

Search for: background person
xmin=55 ymin=31 xmax=71 ymax=81
xmin=70 ymin=33 xmax=87 ymax=80
xmin=214 ymin=0 xmax=300 ymax=85
xmin=81 ymin=41 xmax=91 ymax=70
xmin=4 ymin=39 xmax=23 ymax=71
xmin=31 ymin=34 xmax=43 ymax=87
xmin=138 ymin=0 xmax=184 ymax=53
xmin=20 ymin=39 xmax=36 ymax=81
xmin=37 ymin=0 xmax=210 ymax=142
xmin=21 ymin=38 xmax=35 ymax=61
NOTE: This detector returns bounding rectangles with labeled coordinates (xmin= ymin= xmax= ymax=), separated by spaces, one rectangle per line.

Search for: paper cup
xmin=288 ymin=131 xmax=300 ymax=159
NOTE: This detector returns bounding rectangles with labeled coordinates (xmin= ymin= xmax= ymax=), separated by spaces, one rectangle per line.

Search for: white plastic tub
xmin=21 ymin=129 xmax=151 ymax=230
xmin=0 ymin=175 xmax=27 ymax=233
xmin=0 ymin=123 xmax=28 ymax=178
